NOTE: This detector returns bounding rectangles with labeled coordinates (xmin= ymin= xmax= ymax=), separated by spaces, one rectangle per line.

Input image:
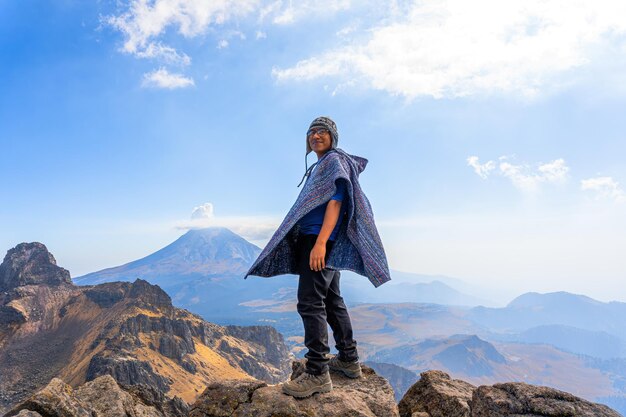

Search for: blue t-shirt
xmin=298 ymin=180 xmax=347 ymax=241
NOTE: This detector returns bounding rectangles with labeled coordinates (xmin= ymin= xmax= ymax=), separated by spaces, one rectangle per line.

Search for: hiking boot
xmin=328 ymin=354 xmax=362 ymax=378
xmin=282 ymin=370 xmax=333 ymax=398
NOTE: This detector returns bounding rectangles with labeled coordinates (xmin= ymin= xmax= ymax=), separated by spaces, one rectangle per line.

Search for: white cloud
xmin=467 ymin=156 xmax=496 ymax=179
xmin=141 ymin=68 xmax=195 ymax=89
xmin=106 ymin=0 xmax=352 ymax=59
xmin=469 ymin=155 xmax=569 ymax=191
xmin=191 ymin=203 xmax=214 ymax=219
xmin=105 ymin=0 xmax=259 ymax=56
xmin=177 ymin=202 xmax=279 ymax=240
xmin=106 ymin=0 xmax=353 ymax=83
xmin=273 ymin=0 xmax=626 ymax=99
xmin=581 ymin=176 xmax=626 ymax=203
xmin=134 ymin=42 xmax=191 ymax=66
xmin=500 ymin=158 xmax=569 ymax=191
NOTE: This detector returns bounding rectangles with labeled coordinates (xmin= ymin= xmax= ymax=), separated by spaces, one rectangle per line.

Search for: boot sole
xmin=282 ymin=381 xmax=333 ymax=398
xmin=329 ymin=365 xmax=362 ymax=378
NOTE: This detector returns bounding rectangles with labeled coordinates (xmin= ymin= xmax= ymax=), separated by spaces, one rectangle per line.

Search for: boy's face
xmin=308 ymin=128 xmax=332 ymax=157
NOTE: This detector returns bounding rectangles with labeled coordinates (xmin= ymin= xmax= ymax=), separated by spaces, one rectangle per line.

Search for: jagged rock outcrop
xmin=86 ymin=353 xmax=172 ymax=393
xmin=189 ymin=359 xmax=399 ymax=417
xmin=0 ymin=242 xmax=293 ymax=414
xmin=5 ymin=375 xmax=188 ymax=417
xmin=0 ymin=243 xmax=72 ymax=292
xmin=398 ymin=370 xmax=621 ymax=417
xmin=222 ymin=325 xmax=292 ymax=382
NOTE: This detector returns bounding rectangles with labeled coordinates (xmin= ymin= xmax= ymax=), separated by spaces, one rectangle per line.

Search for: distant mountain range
xmin=74 ymin=227 xmax=487 ymax=324
xmin=470 ymin=291 xmax=626 ymax=340
xmin=68 ymin=226 xmax=626 ymax=414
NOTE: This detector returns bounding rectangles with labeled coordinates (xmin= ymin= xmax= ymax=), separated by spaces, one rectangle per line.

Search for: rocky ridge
xmin=5 ymin=359 xmax=400 ymax=417
xmin=0 ymin=243 xmax=292 ymax=413
xmin=7 ymin=364 xmax=622 ymax=417
xmin=1 ymin=242 xmax=622 ymax=417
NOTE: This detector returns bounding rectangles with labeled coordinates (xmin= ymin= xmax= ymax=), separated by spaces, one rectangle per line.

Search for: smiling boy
xmin=245 ymin=116 xmax=391 ymax=398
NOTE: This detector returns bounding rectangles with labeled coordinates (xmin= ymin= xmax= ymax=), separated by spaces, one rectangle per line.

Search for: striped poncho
xmin=244 ymin=148 xmax=391 ymax=288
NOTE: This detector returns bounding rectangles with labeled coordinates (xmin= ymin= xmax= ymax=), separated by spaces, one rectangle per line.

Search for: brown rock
xmin=74 ymin=375 xmax=167 ymax=417
xmin=398 ymin=370 xmax=475 ymax=417
xmin=0 ymin=243 xmax=71 ymax=292
xmin=5 ymin=375 xmax=183 ymax=417
xmin=470 ymin=382 xmax=622 ymax=417
xmin=189 ymin=359 xmax=399 ymax=417
xmin=4 ymin=378 xmax=91 ymax=417
xmin=189 ymin=379 xmax=268 ymax=417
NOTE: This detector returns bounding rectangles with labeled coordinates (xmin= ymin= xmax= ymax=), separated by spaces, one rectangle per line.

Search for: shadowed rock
xmin=189 ymin=359 xmax=399 ymax=417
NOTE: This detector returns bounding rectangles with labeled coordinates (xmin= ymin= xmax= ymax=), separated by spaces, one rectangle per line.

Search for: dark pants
xmin=296 ymin=234 xmax=359 ymax=375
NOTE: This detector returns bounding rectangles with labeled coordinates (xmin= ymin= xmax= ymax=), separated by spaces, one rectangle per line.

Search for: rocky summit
xmin=7 ymin=359 xmax=400 ymax=417
xmin=0 ymin=242 xmax=72 ymax=292
xmin=190 ymin=358 xmax=399 ymax=417
xmin=8 ymin=363 xmax=622 ymax=417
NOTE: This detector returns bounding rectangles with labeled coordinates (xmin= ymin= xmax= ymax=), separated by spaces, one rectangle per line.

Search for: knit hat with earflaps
xmin=297 ymin=116 xmax=339 ymax=187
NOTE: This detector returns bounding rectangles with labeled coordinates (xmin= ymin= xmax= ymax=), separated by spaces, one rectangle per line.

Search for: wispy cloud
xmin=468 ymin=155 xmax=569 ymax=191
xmin=467 ymin=156 xmax=496 ymax=179
xmin=176 ymin=202 xmax=279 ymax=240
xmin=273 ymin=0 xmax=626 ymax=99
xmin=105 ymin=0 xmax=352 ymax=84
xmin=134 ymin=42 xmax=191 ymax=66
xmin=104 ymin=0 xmax=259 ymax=58
xmin=141 ymin=68 xmax=195 ymax=89
xmin=581 ymin=176 xmax=626 ymax=203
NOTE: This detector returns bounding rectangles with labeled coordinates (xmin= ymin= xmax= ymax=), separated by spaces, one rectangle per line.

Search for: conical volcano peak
xmin=0 ymin=242 xmax=72 ymax=291
xmin=165 ymin=227 xmax=260 ymax=264
xmin=74 ymin=227 xmax=262 ymax=285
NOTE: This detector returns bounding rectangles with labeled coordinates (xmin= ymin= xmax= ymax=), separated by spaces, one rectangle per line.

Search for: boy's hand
xmin=309 ymin=242 xmax=326 ymax=271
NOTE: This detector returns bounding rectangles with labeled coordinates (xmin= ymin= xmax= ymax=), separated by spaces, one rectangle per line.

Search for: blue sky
xmin=2 ymin=0 xmax=626 ymax=302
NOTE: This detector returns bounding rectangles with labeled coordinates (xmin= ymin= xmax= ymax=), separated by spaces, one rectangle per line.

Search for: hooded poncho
xmin=244 ymin=148 xmax=391 ymax=288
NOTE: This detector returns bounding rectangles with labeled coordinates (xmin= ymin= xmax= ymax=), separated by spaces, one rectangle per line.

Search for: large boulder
xmin=189 ymin=359 xmax=399 ymax=417
xmin=399 ymin=370 xmax=621 ymax=417
xmin=471 ymin=381 xmax=622 ymax=417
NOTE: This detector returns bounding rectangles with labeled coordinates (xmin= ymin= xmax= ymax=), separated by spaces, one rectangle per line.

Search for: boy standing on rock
xmin=245 ymin=116 xmax=391 ymax=398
